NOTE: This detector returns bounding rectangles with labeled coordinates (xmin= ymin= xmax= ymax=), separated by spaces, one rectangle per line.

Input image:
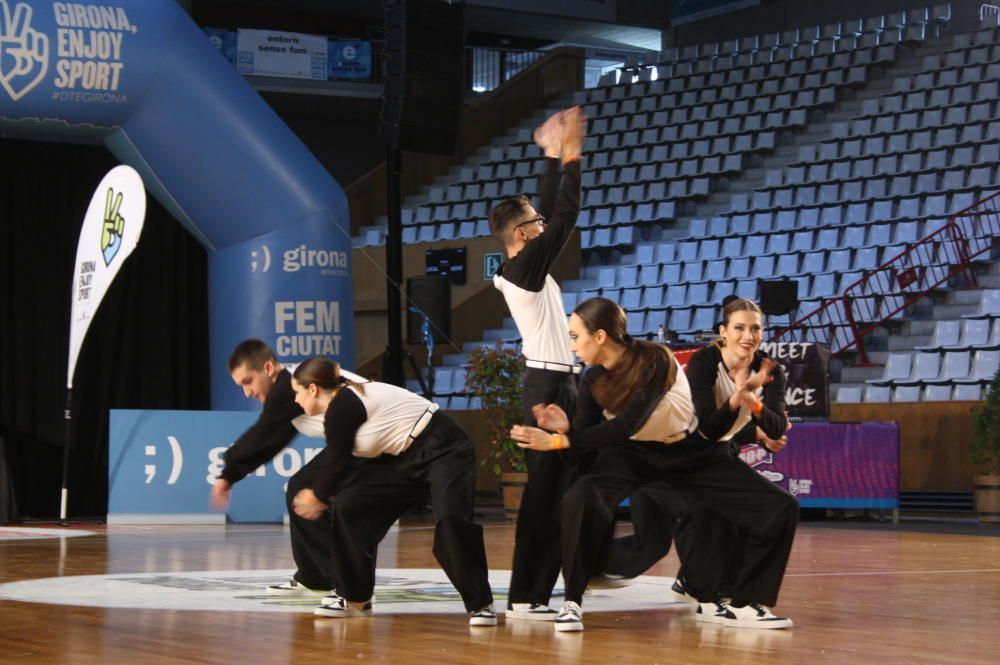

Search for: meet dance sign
xmin=674 ymin=342 xmax=830 ymax=419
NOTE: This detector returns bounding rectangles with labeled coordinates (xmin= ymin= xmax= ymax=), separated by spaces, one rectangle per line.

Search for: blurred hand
xmin=760 ymin=432 xmax=788 ymax=453
xmin=292 ymin=488 xmax=327 ymax=520
xmin=532 ymin=403 xmax=570 ymax=433
xmin=511 ymin=425 xmax=567 ymax=451
xmin=533 ymin=110 xmax=564 ymax=158
xmin=209 ymin=478 xmax=231 ymax=510
xmin=743 ymin=358 xmax=777 ymax=392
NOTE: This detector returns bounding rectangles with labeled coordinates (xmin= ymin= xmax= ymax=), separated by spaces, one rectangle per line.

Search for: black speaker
xmin=758 ymin=279 xmax=800 ymax=316
xmin=407 ymin=275 xmax=451 ymax=344
xmin=381 ymin=0 xmax=464 ymax=155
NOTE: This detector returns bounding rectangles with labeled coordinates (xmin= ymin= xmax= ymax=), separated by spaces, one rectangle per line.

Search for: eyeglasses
xmin=516 ymin=216 xmax=546 ymax=229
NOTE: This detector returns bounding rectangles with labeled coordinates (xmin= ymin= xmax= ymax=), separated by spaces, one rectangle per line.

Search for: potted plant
xmin=970 ymin=368 xmax=1000 ymax=523
xmin=466 ymin=344 xmax=526 ymax=519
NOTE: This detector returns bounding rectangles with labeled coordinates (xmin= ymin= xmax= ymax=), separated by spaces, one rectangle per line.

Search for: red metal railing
xmin=770 ymin=191 xmax=1000 ymax=364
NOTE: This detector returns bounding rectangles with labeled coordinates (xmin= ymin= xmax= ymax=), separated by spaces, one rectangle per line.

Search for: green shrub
xmin=971 ymin=367 xmax=1000 ymax=475
xmin=466 ymin=344 xmax=526 ymax=475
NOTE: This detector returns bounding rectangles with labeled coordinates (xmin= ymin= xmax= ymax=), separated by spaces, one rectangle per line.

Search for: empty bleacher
xmin=358 ymin=4 xmax=1000 ymax=407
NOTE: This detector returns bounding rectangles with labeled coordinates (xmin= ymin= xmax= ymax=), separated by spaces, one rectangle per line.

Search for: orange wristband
xmin=750 ymin=398 xmax=763 ymax=415
xmin=550 ymin=433 xmax=568 ymax=450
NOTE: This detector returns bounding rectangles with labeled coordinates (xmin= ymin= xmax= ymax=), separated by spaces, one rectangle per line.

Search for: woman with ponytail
xmin=511 ymin=297 xmax=797 ymax=632
xmin=289 ymin=357 xmax=496 ymax=626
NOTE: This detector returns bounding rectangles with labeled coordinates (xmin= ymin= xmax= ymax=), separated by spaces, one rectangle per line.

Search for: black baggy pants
xmin=330 ymin=412 xmax=493 ymax=612
xmin=672 ymin=442 xmax=746 ymax=601
xmin=507 ymin=367 xmax=578 ymax=607
xmin=599 ymin=482 xmax=685 ymax=579
xmin=285 ymin=454 xmax=404 ymax=590
xmin=560 ymin=437 xmax=798 ymax=607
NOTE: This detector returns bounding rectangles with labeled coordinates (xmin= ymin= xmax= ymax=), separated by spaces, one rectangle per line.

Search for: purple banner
xmin=738 ymin=422 xmax=900 ymax=508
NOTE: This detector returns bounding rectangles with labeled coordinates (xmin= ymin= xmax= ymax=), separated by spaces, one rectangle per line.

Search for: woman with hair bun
xmin=290 ymin=357 xmax=496 ymax=626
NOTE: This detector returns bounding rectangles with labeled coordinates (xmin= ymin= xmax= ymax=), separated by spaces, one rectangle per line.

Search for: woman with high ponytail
xmin=511 ymin=297 xmax=798 ymax=632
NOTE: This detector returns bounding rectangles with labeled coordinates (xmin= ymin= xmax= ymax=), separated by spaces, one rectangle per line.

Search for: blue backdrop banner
xmin=109 ymin=410 xmax=324 ymax=523
xmin=209 ymin=221 xmax=354 ymax=411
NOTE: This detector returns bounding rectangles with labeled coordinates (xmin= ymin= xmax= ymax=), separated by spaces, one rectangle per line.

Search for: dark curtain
xmin=0 ymin=139 xmax=210 ymax=519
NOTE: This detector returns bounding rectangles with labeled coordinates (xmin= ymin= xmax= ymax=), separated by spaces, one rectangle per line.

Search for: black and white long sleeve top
xmin=567 ymin=350 xmax=696 ymax=453
xmin=311 ymin=382 xmax=438 ymax=499
xmin=685 ymin=344 xmax=787 ymax=444
xmin=219 ymin=368 xmax=369 ymax=483
xmin=492 ymin=158 xmax=580 ymax=367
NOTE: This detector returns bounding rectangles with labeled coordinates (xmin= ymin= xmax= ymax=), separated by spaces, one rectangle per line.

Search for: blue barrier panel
xmin=109 ymin=409 xmax=324 ymax=523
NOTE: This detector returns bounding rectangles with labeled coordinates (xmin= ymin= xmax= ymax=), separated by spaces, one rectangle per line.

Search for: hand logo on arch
xmin=0 ymin=1 xmax=49 ymax=102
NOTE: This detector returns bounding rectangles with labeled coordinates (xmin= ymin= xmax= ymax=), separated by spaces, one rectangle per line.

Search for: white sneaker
xmin=313 ymin=593 xmax=373 ymax=618
xmin=469 ymin=604 xmax=498 ymax=626
xmin=506 ymin=603 xmax=559 ymax=621
xmin=722 ymin=603 xmax=793 ymax=629
xmin=669 ymin=576 xmax=697 ymax=605
xmin=695 ymin=601 xmax=729 ymax=624
xmin=554 ymin=601 xmax=584 ymax=632
xmin=266 ymin=578 xmax=331 ymax=597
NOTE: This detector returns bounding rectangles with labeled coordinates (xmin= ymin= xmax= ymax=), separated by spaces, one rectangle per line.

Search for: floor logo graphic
xmin=0 ymin=568 xmax=686 ymax=615
xmin=0 ymin=527 xmax=97 ymax=541
xmin=0 ymin=1 xmax=49 ymax=102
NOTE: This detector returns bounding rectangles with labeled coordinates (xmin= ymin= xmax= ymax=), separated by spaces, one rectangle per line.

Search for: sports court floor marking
xmin=0 ymin=527 xmax=98 ymax=541
xmin=0 ymin=568 xmax=687 ymax=615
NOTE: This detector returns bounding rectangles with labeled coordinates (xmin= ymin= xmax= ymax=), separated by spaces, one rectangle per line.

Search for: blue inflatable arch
xmin=0 ymin=0 xmax=354 ymax=408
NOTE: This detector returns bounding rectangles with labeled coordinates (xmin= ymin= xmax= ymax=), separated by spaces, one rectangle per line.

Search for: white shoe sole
xmin=555 ymin=621 xmax=583 ymax=632
xmin=313 ymin=607 xmax=373 ymax=618
xmin=504 ymin=608 xmax=559 ymax=621
xmin=723 ymin=617 xmax=793 ymax=629
xmin=506 ymin=610 xmax=559 ymax=622
xmin=469 ymin=617 xmax=498 ymax=626
xmin=267 ymin=586 xmax=331 ymax=597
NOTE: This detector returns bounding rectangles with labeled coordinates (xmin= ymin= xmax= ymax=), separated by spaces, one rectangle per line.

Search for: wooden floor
xmin=1 ymin=520 xmax=999 ymax=665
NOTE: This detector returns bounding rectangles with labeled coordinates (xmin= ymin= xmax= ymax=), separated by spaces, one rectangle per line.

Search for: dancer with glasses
xmin=488 ymin=105 xmax=586 ymax=621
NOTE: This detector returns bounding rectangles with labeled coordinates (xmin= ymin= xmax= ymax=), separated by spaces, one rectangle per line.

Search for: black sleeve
xmin=566 ymin=356 xmax=669 ymax=453
xmin=501 ymin=159 xmax=581 ymax=292
xmin=535 ymin=157 xmax=560 ymax=219
xmin=687 ymin=346 xmax=743 ymax=442
xmin=753 ymin=361 xmax=788 ymax=440
xmin=732 ymin=421 xmax=759 ymax=446
xmin=311 ymin=388 xmax=368 ymax=501
xmin=571 ymin=367 xmax=605 ymax=431
xmin=220 ymin=374 xmax=302 ymax=484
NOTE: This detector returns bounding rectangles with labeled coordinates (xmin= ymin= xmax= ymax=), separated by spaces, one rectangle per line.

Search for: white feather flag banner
xmin=66 ymin=165 xmax=146 ymax=389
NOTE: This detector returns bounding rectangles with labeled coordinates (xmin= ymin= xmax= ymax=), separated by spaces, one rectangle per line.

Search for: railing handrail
xmin=770 ymin=191 xmax=1000 ymax=363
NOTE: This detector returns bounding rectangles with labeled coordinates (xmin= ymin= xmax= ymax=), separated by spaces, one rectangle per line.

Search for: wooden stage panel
xmin=1 ymin=522 xmax=998 ymax=665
